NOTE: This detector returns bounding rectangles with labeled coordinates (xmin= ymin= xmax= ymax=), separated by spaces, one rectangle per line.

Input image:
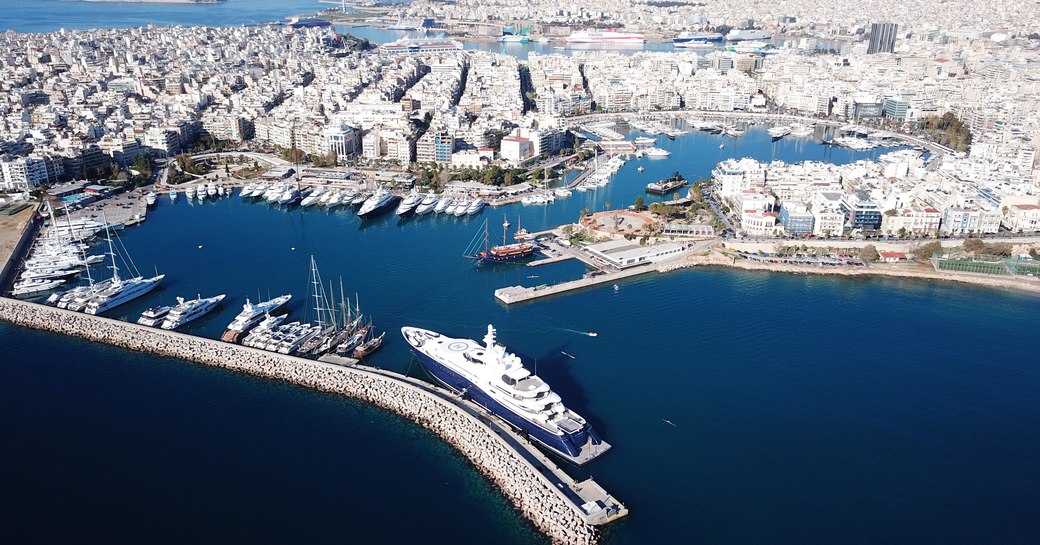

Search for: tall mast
xmin=65 ymin=204 xmax=94 ymax=287
xmin=310 ymin=255 xmax=326 ymax=329
xmin=339 ymin=276 xmax=348 ymax=328
xmin=102 ymin=211 xmax=120 ymax=284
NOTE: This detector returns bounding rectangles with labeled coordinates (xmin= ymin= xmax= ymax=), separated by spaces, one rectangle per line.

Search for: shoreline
xmin=0 ymin=297 xmax=613 ymax=544
xmin=663 ymin=250 xmax=1040 ymax=296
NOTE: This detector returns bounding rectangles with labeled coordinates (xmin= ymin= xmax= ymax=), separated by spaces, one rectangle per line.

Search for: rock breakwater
xmin=0 ymin=297 xmax=598 ymax=545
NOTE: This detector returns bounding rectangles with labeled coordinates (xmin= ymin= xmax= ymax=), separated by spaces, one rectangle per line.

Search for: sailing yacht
xmin=81 ymin=220 xmax=164 ymax=315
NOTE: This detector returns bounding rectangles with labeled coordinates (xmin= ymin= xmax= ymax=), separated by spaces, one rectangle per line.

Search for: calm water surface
xmin=4 ymin=127 xmax=1040 ymax=544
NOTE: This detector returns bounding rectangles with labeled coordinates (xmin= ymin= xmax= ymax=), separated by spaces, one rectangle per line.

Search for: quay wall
xmin=0 ymin=205 xmax=43 ymax=295
xmin=0 ymin=298 xmax=598 ymax=545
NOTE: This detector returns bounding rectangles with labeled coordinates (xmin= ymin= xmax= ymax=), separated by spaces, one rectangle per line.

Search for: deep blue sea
xmin=5 ymin=125 xmax=1040 ymax=544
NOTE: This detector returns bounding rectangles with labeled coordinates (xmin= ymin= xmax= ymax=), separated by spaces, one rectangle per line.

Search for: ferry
xmin=160 ymin=294 xmax=226 ymax=330
xmin=402 ymin=324 xmax=610 ymax=465
xmin=673 ymin=31 xmax=724 ymax=43
xmin=565 ymin=29 xmax=645 ymax=44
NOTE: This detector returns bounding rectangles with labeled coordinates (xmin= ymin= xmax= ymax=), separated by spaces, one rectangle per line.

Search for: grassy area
xmin=233 ymin=165 xmax=268 ymax=180
xmin=937 ymin=259 xmax=1008 ymax=275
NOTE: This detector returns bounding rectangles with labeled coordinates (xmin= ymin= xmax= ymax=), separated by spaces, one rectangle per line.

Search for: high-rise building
xmin=867 ymin=23 xmax=898 ymax=54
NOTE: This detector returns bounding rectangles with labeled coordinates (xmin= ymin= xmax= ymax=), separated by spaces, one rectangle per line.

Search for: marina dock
xmin=496 ymin=262 xmax=659 ymax=304
xmin=0 ymin=297 xmax=626 ymax=542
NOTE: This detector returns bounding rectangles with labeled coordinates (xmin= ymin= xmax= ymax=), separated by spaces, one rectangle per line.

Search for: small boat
xmin=643 ymin=147 xmax=671 ymax=157
xmin=168 ymin=188 xmax=178 ymax=201
xmin=719 ymin=143 xmax=725 ymax=149
xmin=185 ymin=186 xmax=197 ymax=199
xmin=637 ymin=166 xmax=645 ymax=172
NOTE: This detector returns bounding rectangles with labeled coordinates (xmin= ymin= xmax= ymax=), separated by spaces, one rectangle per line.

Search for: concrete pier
xmin=0 ymin=297 xmax=625 ymax=544
xmin=496 ymin=262 xmax=658 ymax=304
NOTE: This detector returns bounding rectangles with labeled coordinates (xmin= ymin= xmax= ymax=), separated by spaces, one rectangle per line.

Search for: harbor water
xmin=4 ymin=125 xmax=1040 ymax=544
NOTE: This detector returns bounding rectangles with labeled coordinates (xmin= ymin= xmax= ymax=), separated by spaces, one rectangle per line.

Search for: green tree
xmin=633 ymin=196 xmax=647 ymax=211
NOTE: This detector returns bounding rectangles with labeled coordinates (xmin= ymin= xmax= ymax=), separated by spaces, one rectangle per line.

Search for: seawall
xmin=0 ymin=297 xmax=601 ymax=545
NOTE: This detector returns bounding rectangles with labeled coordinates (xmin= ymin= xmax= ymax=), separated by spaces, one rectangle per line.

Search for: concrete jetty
xmin=0 ymin=297 xmax=625 ymax=544
xmin=496 ymin=262 xmax=658 ymax=304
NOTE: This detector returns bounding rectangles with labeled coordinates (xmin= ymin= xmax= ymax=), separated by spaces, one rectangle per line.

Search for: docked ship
xmin=358 ymin=186 xmax=398 ymax=217
xmin=725 ymin=28 xmax=772 ymax=41
xmin=643 ymin=147 xmax=671 ymax=157
xmin=80 ymin=221 xmax=164 ymax=316
xmin=220 ymin=294 xmax=292 ymax=343
xmin=673 ymin=31 xmax=724 ymax=43
xmin=160 ymin=294 xmax=225 ymax=330
xmin=646 ymin=173 xmax=689 ymax=194
xmin=287 ymin=16 xmax=332 ymax=29
xmin=565 ymin=29 xmax=645 ymax=44
xmin=83 ymin=273 xmax=164 ymax=315
xmin=137 ymin=305 xmax=172 ymax=327
xmin=674 ymin=40 xmax=715 ymax=49
xmin=402 ymin=324 xmax=611 ymax=465
xmin=468 ymin=217 xmax=536 ymax=263
xmin=395 ymin=190 xmax=424 ymax=216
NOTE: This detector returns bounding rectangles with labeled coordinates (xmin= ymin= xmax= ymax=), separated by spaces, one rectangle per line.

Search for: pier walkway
xmin=496 ymin=261 xmax=659 ymax=304
xmin=0 ymin=297 xmax=626 ymax=543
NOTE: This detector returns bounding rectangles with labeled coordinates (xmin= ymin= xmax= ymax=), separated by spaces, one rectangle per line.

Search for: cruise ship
xmin=565 ymin=29 xmax=645 ymax=44
xmin=221 ymin=294 xmax=292 ymax=343
xmin=358 ymin=187 xmax=399 ymax=217
xmin=160 ymin=294 xmax=225 ymax=330
xmin=401 ymin=324 xmax=610 ymax=465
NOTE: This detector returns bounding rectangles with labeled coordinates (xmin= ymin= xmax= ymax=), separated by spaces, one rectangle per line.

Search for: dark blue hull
xmin=411 ymin=348 xmax=603 ymax=462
